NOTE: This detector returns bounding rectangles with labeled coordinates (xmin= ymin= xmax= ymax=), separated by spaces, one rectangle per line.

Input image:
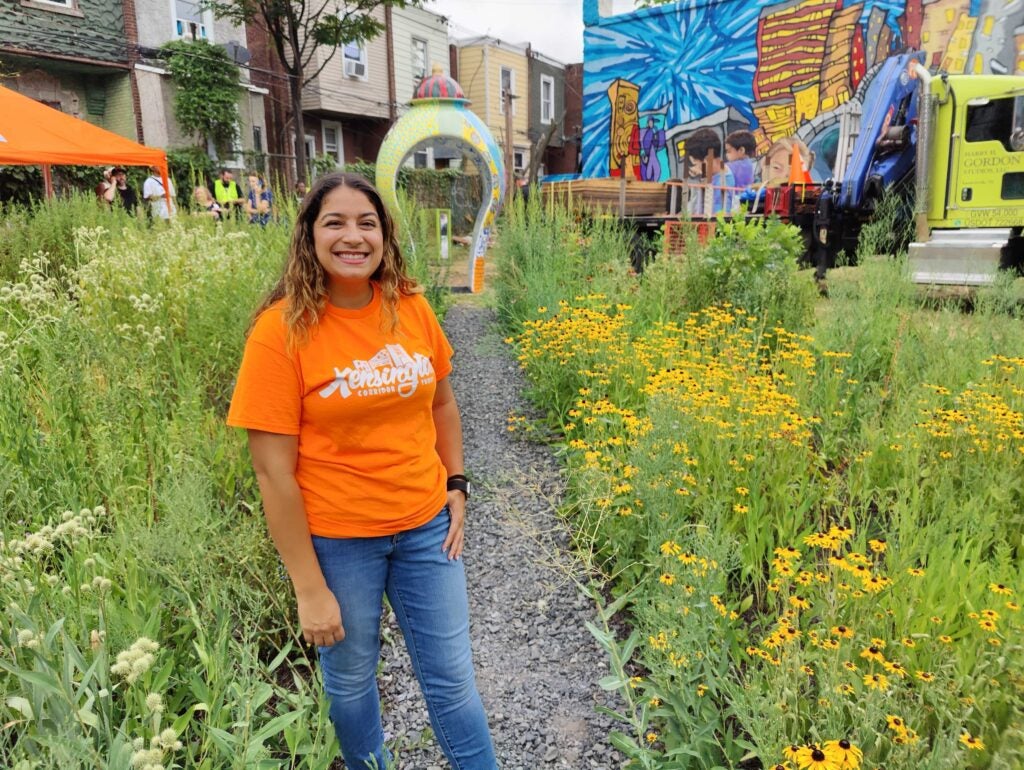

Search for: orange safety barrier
xmin=663 ymin=220 xmax=717 ymax=256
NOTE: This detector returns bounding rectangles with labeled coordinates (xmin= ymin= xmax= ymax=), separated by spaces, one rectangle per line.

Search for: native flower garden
xmin=0 ymin=192 xmax=1022 ymax=769
xmin=494 ymin=198 xmax=1023 ymax=770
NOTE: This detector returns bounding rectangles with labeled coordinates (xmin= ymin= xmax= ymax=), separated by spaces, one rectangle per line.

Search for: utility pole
xmin=504 ymin=87 xmax=515 ymax=197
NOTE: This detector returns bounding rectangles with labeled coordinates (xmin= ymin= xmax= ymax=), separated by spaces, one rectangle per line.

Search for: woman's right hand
xmin=296 ymin=585 xmax=345 ymax=647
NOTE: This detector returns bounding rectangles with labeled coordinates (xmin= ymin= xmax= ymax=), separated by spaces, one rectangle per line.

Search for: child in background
xmin=724 ymin=130 xmax=758 ymax=189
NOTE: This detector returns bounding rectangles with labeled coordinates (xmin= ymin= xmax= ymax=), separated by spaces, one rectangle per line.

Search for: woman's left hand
xmin=442 ymin=490 xmax=466 ymax=561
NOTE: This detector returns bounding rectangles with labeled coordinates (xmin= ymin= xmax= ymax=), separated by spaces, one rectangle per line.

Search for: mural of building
xmin=581 ymin=0 xmax=1024 ymax=180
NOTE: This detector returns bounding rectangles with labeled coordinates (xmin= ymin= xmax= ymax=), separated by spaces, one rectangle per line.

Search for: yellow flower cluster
xmin=916 ymin=355 xmax=1024 ymax=456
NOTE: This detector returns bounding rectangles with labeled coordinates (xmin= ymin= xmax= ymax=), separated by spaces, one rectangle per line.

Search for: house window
xmin=540 ymin=74 xmax=554 ymax=125
xmin=304 ymin=134 xmax=317 ymax=169
xmin=499 ymin=66 xmax=516 ymax=115
xmin=412 ymin=37 xmax=428 ymax=81
xmin=323 ymin=123 xmax=343 ymax=166
xmin=20 ymin=0 xmax=81 ymax=14
xmin=173 ymin=0 xmax=209 ymax=39
xmin=22 ymin=0 xmax=75 ymax=8
xmin=252 ymin=125 xmax=263 ymax=154
xmin=513 ymin=150 xmax=525 ymax=172
xmin=343 ymin=42 xmax=368 ymax=80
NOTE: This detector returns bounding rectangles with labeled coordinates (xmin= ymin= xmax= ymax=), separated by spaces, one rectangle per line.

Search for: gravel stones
xmin=371 ymin=301 xmax=624 ymax=769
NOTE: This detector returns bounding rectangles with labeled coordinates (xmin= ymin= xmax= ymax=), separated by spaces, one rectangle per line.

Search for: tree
xmin=160 ymin=39 xmax=243 ymax=156
xmin=204 ymin=0 xmax=424 ymax=176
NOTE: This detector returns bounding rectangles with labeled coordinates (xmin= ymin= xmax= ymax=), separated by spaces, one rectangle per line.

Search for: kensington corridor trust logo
xmin=318 ymin=344 xmax=435 ymax=399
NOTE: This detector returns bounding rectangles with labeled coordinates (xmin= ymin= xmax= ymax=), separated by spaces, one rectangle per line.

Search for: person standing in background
xmin=143 ymin=167 xmax=176 ymax=220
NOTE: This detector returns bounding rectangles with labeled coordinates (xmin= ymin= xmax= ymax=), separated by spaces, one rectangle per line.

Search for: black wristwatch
xmin=446 ymin=474 xmax=470 ymax=500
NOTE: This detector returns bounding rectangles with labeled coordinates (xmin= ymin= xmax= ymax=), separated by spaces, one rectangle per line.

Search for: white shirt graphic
xmin=319 ymin=343 xmax=435 ymax=399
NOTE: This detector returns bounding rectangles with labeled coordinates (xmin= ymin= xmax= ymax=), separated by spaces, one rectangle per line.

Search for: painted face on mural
xmin=764 ymin=150 xmax=790 ymax=186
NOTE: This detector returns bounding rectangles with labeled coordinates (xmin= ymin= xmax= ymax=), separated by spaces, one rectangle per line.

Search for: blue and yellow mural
xmin=582 ymin=0 xmax=1024 ymax=181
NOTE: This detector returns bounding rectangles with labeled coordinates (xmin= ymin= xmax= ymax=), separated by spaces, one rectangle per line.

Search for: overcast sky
xmin=426 ymin=0 xmax=588 ymax=64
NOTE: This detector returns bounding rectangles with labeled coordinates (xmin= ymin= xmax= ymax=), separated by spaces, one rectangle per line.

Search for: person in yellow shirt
xmin=227 ymin=172 xmax=496 ymax=769
xmin=212 ymin=168 xmax=245 ymax=218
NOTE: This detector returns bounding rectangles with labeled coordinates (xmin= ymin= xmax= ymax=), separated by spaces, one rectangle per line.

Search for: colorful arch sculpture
xmin=376 ymin=66 xmax=505 ymax=293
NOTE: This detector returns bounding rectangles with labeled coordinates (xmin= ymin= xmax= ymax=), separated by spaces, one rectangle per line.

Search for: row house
xmin=289 ymin=4 xmax=453 ymax=175
xmin=2 ymin=2 xmax=576 ymax=185
xmin=527 ymin=46 xmax=580 ymax=177
xmin=133 ymin=0 xmax=267 ymax=163
xmin=0 ymin=0 xmax=140 ymax=140
xmin=452 ymin=35 xmax=581 ymax=181
xmin=454 ymin=35 xmax=531 ymax=177
xmin=1 ymin=0 xmax=266 ymax=166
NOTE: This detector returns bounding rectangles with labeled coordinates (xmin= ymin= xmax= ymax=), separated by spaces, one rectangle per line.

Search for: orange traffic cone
xmin=789 ymin=144 xmax=812 ymax=185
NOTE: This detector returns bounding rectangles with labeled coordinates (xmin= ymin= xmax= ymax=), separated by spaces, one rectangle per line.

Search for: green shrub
xmin=637 ymin=214 xmax=817 ymax=333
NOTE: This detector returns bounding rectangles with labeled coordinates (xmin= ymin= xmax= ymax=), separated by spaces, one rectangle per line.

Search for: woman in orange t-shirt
xmin=227 ymin=172 xmax=496 ymax=769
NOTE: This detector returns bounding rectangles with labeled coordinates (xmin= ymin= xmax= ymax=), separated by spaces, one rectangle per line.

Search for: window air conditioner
xmin=345 ymin=60 xmax=366 ymax=78
xmin=175 ymin=18 xmax=207 ymax=39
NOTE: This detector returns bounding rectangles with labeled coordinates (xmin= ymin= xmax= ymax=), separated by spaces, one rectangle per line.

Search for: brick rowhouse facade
xmin=246 ymin=18 xmax=296 ymax=187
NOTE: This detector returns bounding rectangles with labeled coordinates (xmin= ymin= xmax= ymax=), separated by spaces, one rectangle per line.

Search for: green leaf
xmin=249 ymin=709 xmax=303 ymax=746
xmin=609 ymin=730 xmax=643 ymax=759
xmin=266 ymin=641 xmax=293 ymax=673
xmin=598 ymin=674 xmax=626 ymax=691
xmin=78 ymin=705 xmax=100 ymax=728
xmin=6 ymin=696 xmax=34 ymax=720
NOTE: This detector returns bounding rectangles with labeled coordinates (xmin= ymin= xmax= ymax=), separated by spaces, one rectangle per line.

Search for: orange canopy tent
xmin=0 ymin=84 xmax=171 ymax=204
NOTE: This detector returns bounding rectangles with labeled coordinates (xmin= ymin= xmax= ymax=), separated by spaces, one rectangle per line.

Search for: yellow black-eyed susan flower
xmin=863 ymin=673 xmax=889 ymax=691
xmin=796 ymin=744 xmax=840 ymax=769
xmin=831 ymin=625 xmax=854 ymax=639
xmin=989 ymin=583 xmax=1012 ymax=596
xmin=907 ymin=567 xmax=925 ymax=577
xmin=782 ymin=745 xmax=802 ymax=762
xmin=823 ymin=738 xmax=862 ymax=768
xmin=915 ymin=670 xmax=934 ymax=682
xmin=883 ymin=660 xmax=907 ymax=678
xmin=859 ymin=646 xmax=885 ymax=664
xmin=959 ymin=733 xmax=985 ymax=751
xmin=886 ymin=714 xmax=906 ymax=733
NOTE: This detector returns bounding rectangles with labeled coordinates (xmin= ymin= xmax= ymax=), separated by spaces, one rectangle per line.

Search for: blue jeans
xmin=312 ymin=508 xmax=497 ymax=769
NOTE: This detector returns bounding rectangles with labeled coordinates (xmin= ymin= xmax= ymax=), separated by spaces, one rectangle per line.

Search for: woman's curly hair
xmin=250 ymin=172 xmax=421 ymax=348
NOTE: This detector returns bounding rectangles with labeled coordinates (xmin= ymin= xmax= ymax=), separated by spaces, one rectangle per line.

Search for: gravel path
xmin=375 ymin=301 xmax=623 ymax=769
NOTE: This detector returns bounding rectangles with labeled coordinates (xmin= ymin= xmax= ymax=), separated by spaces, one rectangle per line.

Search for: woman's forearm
xmin=255 ymin=471 xmax=327 ymax=597
xmin=433 ymin=398 xmax=465 ymax=477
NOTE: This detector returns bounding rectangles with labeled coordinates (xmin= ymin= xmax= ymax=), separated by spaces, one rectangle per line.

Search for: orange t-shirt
xmin=227 ymin=286 xmax=454 ymax=537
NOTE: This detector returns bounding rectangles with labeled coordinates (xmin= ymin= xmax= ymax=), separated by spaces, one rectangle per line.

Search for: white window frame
xmin=322 ymin=121 xmax=344 ymax=167
xmin=21 ymin=0 xmax=76 ymax=9
xmin=170 ymin=0 xmax=213 ymax=41
xmin=499 ymin=66 xmax=516 ymax=115
xmin=411 ymin=37 xmax=428 ymax=81
xmin=342 ymin=41 xmax=368 ymax=81
xmin=304 ymin=134 xmax=317 ymax=167
xmin=513 ymin=149 xmax=525 ymax=172
xmin=540 ymin=74 xmax=555 ymax=125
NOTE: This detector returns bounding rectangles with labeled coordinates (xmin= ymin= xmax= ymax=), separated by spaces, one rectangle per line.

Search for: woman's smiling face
xmin=313 ymin=184 xmax=385 ymax=303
